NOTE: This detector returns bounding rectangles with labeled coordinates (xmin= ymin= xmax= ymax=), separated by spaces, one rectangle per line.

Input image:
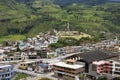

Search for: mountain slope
xmin=0 ymin=0 xmax=120 ymax=38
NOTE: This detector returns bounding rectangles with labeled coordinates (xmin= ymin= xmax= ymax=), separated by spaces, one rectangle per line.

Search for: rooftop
xmin=65 ymin=49 xmax=119 ymax=63
xmin=53 ymin=62 xmax=84 ymax=69
xmin=0 ymin=65 xmax=12 ymax=68
xmin=93 ymin=60 xmax=110 ymax=65
xmin=22 ymin=60 xmax=42 ymax=64
xmin=66 ymin=59 xmax=76 ymax=63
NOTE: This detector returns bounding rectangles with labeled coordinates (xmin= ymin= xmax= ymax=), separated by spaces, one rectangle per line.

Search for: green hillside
xmin=0 ymin=0 xmax=120 ymax=38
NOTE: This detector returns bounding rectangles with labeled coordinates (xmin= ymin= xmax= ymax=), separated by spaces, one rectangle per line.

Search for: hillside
xmin=0 ymin=0 xmax=120 ymax=38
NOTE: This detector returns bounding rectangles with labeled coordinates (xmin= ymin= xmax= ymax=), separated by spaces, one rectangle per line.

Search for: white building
xmin=110 ymin=60 xmax=120 ymax=76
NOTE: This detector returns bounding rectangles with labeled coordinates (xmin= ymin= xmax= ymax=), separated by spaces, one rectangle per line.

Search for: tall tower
xmin=66 ymin=22 xmax=70 ymax=31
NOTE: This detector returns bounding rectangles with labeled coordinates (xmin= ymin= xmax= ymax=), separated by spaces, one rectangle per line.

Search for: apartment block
xmin=53 ymin=59 xmax=84 ymax=80
xmin=92 ymin=60 xmax=111 ymax=74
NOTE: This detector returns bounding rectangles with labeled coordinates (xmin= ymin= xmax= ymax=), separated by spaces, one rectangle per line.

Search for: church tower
xmin=66 ymin=22 xmax=70 ymax=31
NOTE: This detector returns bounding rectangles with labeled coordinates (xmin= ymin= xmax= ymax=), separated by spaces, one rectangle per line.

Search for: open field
xmin=57 ymin=32 xmax=91 ymax=40
xmin=0 ymin=35 xmax=26 ymax=43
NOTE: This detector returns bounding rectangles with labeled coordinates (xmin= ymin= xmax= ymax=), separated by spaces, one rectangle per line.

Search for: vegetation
xmin=0 ymin=0 xmax=120 ymax=40
xmin=0 ymin=35 xmax=26 ymax=43
xmin=15 ymin=73 xmax=28 ymax=80
xmin=49 ymin=37 xmax=98 ymax=49
xmin=114 ymin=77 xmax=120 ymax=80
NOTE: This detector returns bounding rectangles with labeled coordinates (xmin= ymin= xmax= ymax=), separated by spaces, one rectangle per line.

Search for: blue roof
xmin=39 ymin=63 xmax=48 ymax=68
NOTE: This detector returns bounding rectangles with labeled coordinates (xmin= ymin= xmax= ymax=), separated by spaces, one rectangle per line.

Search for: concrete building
xmin=65 ymin=49 xmax=119 ymax=73
xmin=19 ymin=60 xmax=42 ymax=71
xmin=37 ymin=48 xmax=48 ymax=58
xmin=92 ymin=60 xmax=111 ymax=74
xmin=28 ymin=52 xmax=37 ymax=59
xmin=0 ymin=65 xmax=14 ymax=80
xmin=53 ymin=59 xmax=84 ymax=80
xmin=110 ymin=60 xmax=120 ymax=75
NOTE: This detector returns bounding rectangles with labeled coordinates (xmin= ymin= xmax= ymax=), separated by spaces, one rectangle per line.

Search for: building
xmin=37 ymin=48 xmax=48 ymax=58
xmin=28 ymin=52 xmax=38 ymax=59
xmin=9 ymin=52 xmax=22 ymax=61
xmin=92 ymin=60 xmax=111 ymax=74
xmin=0 ymin=49 xmax=7 ymax=61
xmin=19 ymin=60 xmax=42 ymax=71
xmin=53 ymin=59 xmax=84 ymax=80
xmin=47 ymin=35 xmax=58 ymax=44
xmin=0 ymin=64 xmax=14 ymax=80
xmin=110 ymin=60 xmax=120 ymax=75
xmin=65 ymin=49 xmax=119 ymax=73
xmin=8 ymin=52 xmax=28 ymax=61
xmin=55 ymin=48 xmax=66 ymax=55
xmin=35 ymin=63 xmax=52 ymax=73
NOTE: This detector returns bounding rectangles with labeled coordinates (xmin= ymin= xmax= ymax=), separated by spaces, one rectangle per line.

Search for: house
xmin=19 ymin=60 xmax=42 ymax=71
xmin=37 ymin=48 xmax=48 ymax=58
xmin=28 ymin=52 xmax=38 ymax=59
xmin=42 ymin=40 xmax=49 ymax=48
xmin=53 ymin=59 xmax=84 ymax=80
xmin=47 ymin=35 xmax=58 ymax=44
xmin=18 ymin=41 xmax=27 ymax=50
xmin=0 ymin=64 xmax=14 ymax=80
xmin=55 ymin=48 xmax=66 ymax=55
xmin=9 ymin=52 xmax=22 ymax=61
xmin=8 ymin=52 xmax=28 ymax=61
xmin=34 ymin=41 xmax=42 ymax=51
xmin=47 ymin=52 xmax=57 ymax=58
xmin=35 ymin=63 xmax=52 ymax=73
xmin=3 ymin=40 xmax=13 ymax=46
xmin=0 ymin=49 xmax=7 ymax=61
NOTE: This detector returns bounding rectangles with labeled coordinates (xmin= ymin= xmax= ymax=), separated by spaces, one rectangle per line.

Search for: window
xmin=5 ymin=74 xmax=7 ymax=77
xmin=115 ymin=64 xmax=120 ymax=67
xmin=2 ymin=74 xmax=4 ymax=77
xmin=7 ymin=68 xmax=10 ymax=72
xmin=11 ymin=73 xmax=13 ymax=76
xmin=8 ymin=74 xmax=10 ymax=77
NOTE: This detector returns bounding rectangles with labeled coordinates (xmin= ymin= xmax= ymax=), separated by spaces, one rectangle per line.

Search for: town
xmin=0 ymin=25 xmax=120 ymax=80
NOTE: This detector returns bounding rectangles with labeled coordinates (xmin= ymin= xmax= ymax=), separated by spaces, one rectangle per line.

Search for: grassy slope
xmin=0 ymin=35 xmax=26 ymax=43
xmin=0 ymin=0 xmax=119 ymax=39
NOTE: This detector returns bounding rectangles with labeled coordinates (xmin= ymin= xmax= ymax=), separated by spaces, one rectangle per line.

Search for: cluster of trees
xmin=49 ymin=37 xmax=99 ymax=49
